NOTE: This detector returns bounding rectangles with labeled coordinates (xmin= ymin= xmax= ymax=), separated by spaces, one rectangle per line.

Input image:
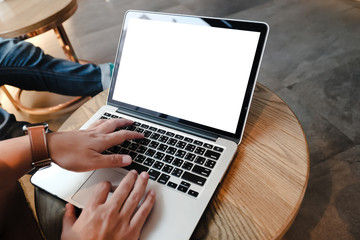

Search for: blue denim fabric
xmin=0 ymin=38 xmax=110 ymax=96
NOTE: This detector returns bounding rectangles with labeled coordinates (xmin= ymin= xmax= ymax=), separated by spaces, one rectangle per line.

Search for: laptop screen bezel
xmin=108 ymin=10 xmax=268 ymax=143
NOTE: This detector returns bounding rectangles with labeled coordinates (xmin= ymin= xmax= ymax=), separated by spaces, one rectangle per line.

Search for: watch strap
xmin=27 ymin=125 xmax=51 ymax=169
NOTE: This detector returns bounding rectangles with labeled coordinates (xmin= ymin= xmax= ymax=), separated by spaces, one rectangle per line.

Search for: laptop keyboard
xmin=101 ymin=112 xmax=224 ymax=198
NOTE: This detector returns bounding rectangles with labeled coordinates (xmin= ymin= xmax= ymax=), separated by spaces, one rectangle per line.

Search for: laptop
xmin=31 ymin=10 xmax=268 ymax=240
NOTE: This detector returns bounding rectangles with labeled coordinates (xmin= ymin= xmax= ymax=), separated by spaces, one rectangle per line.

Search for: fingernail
xmin=131 ymin=169 xmax=138 ymax=175
xmin=141 ymin=171 xmax=149 ymax=179
xmin=123 ymin=156 xmax=132 ymax=165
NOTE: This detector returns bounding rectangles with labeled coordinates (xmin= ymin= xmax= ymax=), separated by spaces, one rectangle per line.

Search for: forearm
xmin=0 ymin=135 xmax=32 ymax=189
xmin=0 ymin=37 xmax=106 ymax=96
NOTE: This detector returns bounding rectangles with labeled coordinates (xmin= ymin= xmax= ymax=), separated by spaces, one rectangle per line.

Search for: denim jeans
xmin=0 ymin=37 xmax=111 ymax=96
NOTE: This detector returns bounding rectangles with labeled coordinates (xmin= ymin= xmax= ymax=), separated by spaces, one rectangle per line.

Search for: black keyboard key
xmin=194 ymin=140 xmax=203 ymax=146
xmin=119 ymin=149 xmax=129 ymax=154
xmin=100 ymin=116 xmax=108 ymax=120
xmin=153 ymin=161 xmax=164 ymax=170
xmin=129 ymin=152 xmax=137 ymax=159
xmin=205 ymin=159 xmax=216 ymax=169
xmin=177 ymin=185 xmax=188 ymax=193
xmin=158 ymin=135 xmax=169 ymax=143
xmin=192 ymin=165 xmax=211 ymax=177
xmin=167 ymin=181 xmax=177 ymax=189
xmin=171 ymin=168 xmax=183 ymax=177
xmin=163 ymin=155 xmax=174 ymax=163
xmin=123 ymin=162 xmax=149 ymax=174
xmin=184 ymin=153 xmax=196 ymax=161
xmin=204 ymin=143 xmax=213 ymax=149
xmin=172 ymin=158 xmax=184 ymax=167
xmin=184 ymin=137 xmax=193 ymax=143
xmin=149 ymin=141 xmax=160 ymax=149
xmin=185 ymin=144 xmax=196 ymax=152
xmin=134 ymin=155 xmax=146 ymax=163
xmin=194 ymin=147 xmax=206 ymax=155
xmin=111 ymin=115 xmax=119 ymax=118
xmin=121 ymin=140 xmax=131 ymax=148
xmin=128 ymin=143 xmax=139 ymax=151
xmin=144 ymin=130 xmax=152 ymax=138
xmin=167 ymin=138 xmax=178 ymax=146
xmin=143 ymin=158 xmax=155 ymax=167
xmin=214 ymin=146 xmax=224 ymax=152
xmin=166 ymin=147 xmax=177 ymax=155
xmin=154 ymin=152 xmax=165 ymax=160
xmin=180 ymin=181 xmax=191 ymax=188
xmin=158 ymin=174 xmax=170 ymax=184
xmin=182 ymin=161 xmax=193 ymax=170
xmin=136 ymin=128 xmax=144 ymax=133
xmin=157 ymin=144 xmax=168 ymax=152
xmin=108 ymin=145 xmax=121 ymax=153
xmin=148 ymin=169 xmax=161 ymax=181
xmin=194 ymin=156 xmax=206 ymax=165
xmin=149 ymin=126 xmax=157 ymax=131
xmin=157 ymin=129 xmax=166 ymax=134
xmin=175 ymin=141 xmax=186 ymax=149
xmin=166 ymin=132 xmax=175 ymax=137
xmin=133 ymin=122 xmax=141 ymax=126
xmin=175 ymin=150 xmax=186 ymax=158
xmin=175 ymin=134 xmax=184 ymax=140
xmin=139 ymin=138 xmax=151 ymax=146
xmin=162 ymin=164 xmax=173 ymax=174
xmin=104 ymin=112 xmax=111 ymax=117
xmin=145 ymin=149 xmax=156 ymax=157
xmin=182 ymin=171 xmax=206 ymax=186
xmin=136 ymin=146 xmax=147 ymax=154
xmin=141 ymin=124 xmax=149 ymax=129
xmin=204 ymin=150 xmax=221 ymax=160
xmin=188 ymin=190 xmax=199 ymax=197
xmin=150 ymin=133 xmax=160 ymax=140
xmin=126 ymin=125 xmax=136 ymax=131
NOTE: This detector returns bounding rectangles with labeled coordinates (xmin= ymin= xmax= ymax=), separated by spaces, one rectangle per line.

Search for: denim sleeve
xmin=0 ymin=37 xmax=105 ymax=96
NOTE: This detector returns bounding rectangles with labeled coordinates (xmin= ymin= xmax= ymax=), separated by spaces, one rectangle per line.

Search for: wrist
xmin=23 ymin=123 xmax=52 ymax=170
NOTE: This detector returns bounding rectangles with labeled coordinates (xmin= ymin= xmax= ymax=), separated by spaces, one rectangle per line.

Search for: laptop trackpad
xmin=72 ymin=168 xmax=126 ymax=207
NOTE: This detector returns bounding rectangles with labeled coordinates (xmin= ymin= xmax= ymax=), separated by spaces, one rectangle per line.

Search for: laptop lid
xmin=107 ymin=10 xmax=268 ymax=144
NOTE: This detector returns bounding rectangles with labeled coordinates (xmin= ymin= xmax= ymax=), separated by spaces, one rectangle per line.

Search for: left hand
xmin=47 ymin=119 xmax=143 ymax=172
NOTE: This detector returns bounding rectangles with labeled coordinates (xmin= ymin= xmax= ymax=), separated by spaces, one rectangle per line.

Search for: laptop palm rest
xmin=72 ymin=168 xmax=127 ymax=206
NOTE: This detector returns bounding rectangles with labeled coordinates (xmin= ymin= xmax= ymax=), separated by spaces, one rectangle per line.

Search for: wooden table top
xmin=36 ymin=83 xmax=309 ymax=239
xmin=0 ymin=0 xmax=77 ymax=38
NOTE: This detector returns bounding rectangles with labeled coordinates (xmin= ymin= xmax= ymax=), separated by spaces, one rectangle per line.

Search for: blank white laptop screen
xmin=112 ymin=18 xmax=260 ymax=134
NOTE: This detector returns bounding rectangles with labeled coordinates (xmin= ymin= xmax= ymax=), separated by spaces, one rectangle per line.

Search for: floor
xmin=1 ymin=0 xmax=359 ymax=239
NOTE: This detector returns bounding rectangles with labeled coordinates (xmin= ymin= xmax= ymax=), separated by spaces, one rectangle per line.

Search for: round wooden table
xmin=0 ymin=0 xmax=78 ymax=61
xmin=0 ymin=0 xmax=86 ymax=115
xmin=35 ymin=83 xmax=309 ymax=240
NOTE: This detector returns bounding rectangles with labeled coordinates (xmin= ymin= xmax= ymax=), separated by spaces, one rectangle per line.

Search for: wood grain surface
xmin=0 ymin=0 xmax=77 ymax=38
xmin=36 ymin=83 xmax=309 ymax=240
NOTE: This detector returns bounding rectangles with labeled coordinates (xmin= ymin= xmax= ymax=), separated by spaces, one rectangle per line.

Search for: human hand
xmin=47 ymin=119 xmax=143 ymax=172
xmin=61 ymin=170 xmax=156 ymax=240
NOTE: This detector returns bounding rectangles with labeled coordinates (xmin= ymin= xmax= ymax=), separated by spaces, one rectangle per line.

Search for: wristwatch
xmin=23 ymin=123 xmax=52 ymax=170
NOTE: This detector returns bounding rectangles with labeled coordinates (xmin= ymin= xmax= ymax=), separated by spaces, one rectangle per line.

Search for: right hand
xmin=61 ymin=170 xmax=156 ymax=240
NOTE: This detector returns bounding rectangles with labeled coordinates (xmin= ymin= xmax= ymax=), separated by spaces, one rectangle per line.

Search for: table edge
xmin=0 ymin=0 xmax=77 ymax=38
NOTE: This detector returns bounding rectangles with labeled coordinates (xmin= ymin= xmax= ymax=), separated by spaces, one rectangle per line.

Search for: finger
xmin=91 ymin=119 xmax=134 ymax=134
xmin=119 ymin=172 xmax=150 ymax=220
xmin=89 ymin=154 xmax=133 ymax=169
xmin=130 ymin=189 xmax=156 ymax=231
xmin=86 ymin=181 xmax=112 ymax=207
xmin=86 ymin=119 xmax=108 ymax=129
xmin=62 ymin=203 xmax=77 ymax=234
xmin=108 ymin=170 xmax=138 ymax=208
xmin=104 ymin=130 xmax=144 ymax=149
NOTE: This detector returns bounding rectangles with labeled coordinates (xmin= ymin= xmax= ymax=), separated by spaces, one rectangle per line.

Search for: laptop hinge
xmin=114 ymin=107 xmax=220 ymax=142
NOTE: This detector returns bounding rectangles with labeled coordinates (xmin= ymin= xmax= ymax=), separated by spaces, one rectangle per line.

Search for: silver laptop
xmin=31 ymin=10 xmax=268 ymax=240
